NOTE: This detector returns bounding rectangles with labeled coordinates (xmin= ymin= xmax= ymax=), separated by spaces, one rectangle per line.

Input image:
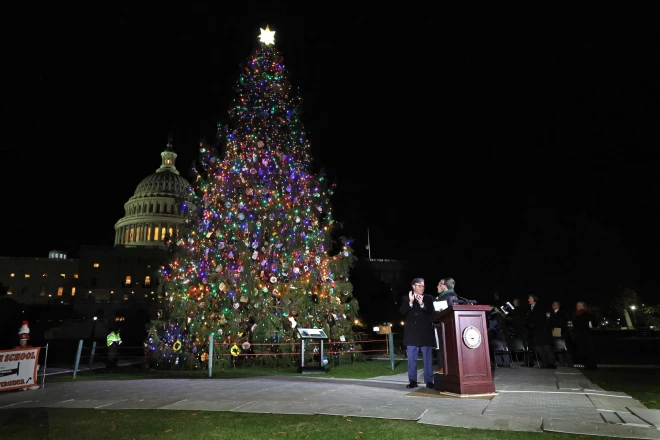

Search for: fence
xmin=65 ymin=334 xmax=398 ymax=378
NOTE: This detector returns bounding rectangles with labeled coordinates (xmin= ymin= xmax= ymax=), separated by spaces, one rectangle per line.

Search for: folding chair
xmin=490 ymin=339 xmax=513 ymax=368
xmin=552 ymin=338 xmax=571 ymax=367
xmin=507 ymin=337 xmax=527 ymax=365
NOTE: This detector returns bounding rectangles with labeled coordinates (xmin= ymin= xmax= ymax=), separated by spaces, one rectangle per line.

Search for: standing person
xmin=506 ymin=298 xmax=527 ymax=340
xmin=400 ymin=278 xmax=435 ymax=389
xmin=432 ymin=279 xmax=447 ymax=374
xmin=526 ymin=294 xmax=556 ymax=369
xmin=573 ymin=301 xmax=597 ymax=370
xmin=437 ymin=278 xmax=459 ymax=306
xmin=434 ymin=279 xmax=446 ymax=300
xmin=433 ymin=278 xmax=459 ymax=374
xmin=548 ymin=301 xmax=568 ymax=340
xmin=106 ymin=327 xmax=122 ymax=369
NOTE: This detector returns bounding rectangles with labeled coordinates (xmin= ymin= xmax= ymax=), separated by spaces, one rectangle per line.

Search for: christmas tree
xmin=146 ymin=26 xmax=363 ymax=369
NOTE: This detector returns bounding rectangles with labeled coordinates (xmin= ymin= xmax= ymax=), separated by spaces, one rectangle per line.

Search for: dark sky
xmin=3 ymin=5 xmax=659 ymax=305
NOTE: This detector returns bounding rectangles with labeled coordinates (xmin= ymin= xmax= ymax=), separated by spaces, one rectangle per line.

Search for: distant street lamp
xmin=91 ymin=316 xmax=98 ymax=340
xmin=629 ymin=305 xmax=637 ymax=324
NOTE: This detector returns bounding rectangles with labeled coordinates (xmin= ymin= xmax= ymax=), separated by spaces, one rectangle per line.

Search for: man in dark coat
xmin=436 ymin=278 xmax=459 ymax=306
xmin=526 ymin=294 xmax=556 ymax=369
xmin=400 ymin=277 xmax=435 ymax=389
xmin=548 ymin=301 xmax=568 ymax=340
xmin=432 ymin=278 xmax=459 ymax=374
xmin=506 ymin=298 xmax=527 ymax=340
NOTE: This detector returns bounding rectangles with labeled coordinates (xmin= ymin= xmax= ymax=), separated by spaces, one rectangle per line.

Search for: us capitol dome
xmin=114 ymin=135 xmax=191 ymax=247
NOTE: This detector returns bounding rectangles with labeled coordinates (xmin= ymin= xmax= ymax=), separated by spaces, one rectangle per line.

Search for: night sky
xmin=3 ymin=5 xmax=658 ymax=306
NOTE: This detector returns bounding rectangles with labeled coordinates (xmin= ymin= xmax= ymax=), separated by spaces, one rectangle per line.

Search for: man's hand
xmin=408 ymin=291 xmax=414 ymax=304
xmin=416 ymin=294 xmax=424 ymax=305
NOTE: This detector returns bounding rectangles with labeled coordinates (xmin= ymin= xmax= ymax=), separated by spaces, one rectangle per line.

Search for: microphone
xmin=457 ymin=295 xmax=478 ymax=305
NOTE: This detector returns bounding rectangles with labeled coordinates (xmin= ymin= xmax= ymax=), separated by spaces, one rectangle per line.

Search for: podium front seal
xmin=462 ymin=325 xmax=482 ymax=349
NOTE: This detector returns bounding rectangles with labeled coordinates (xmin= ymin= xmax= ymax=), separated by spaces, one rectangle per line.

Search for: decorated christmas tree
xmin=146 ymin=26 xmax=363 ymax=369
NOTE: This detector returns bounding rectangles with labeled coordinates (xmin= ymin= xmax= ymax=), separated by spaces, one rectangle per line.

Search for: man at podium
xmin=433 ymin=278 xmax=459 ymax=374
xmin=400 ymin=277 xmax=436 ymax=389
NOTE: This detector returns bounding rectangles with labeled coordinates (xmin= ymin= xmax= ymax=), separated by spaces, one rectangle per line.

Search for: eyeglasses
xmin=414 ymin=284 xmax=425 ymax=288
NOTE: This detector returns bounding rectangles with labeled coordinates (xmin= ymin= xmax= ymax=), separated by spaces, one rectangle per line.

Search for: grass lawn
xmin=581 ymin=367 xmax=660 ymax=409
xmin=0 ymin=408 xmax=622 ymax=440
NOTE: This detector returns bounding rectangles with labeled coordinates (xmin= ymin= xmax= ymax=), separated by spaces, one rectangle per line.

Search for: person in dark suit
xmin=548 ymin=301 xmax=568 ymax=340
xmin=573 ymin=301 xmax=597 ymax=369
xmin=526 ymin=294 xmax=557 ymax=369
xmin=506 ymin=298 xmax=528 ymax=340
xmin=432 ymin=278 xmax=459 ymax=374
xmin=436 ymin=278 xmax=459 ymax=306
xmin=400 ymin=277 xmax=435 ymax=389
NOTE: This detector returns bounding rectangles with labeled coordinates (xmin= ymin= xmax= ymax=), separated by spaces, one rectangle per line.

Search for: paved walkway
xmin=2 ymin=364 xmax=659 ymax=439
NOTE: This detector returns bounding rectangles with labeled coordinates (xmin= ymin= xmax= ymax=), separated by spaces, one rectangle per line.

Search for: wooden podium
xmin=434 ymin=304 xmax=495 ymax=395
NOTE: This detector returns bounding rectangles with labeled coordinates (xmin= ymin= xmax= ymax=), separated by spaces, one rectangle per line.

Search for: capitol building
xmin=113 ymin=137 xmax=189 ymax=248
xmin=0 ymin=136 xmax=192 ymax=346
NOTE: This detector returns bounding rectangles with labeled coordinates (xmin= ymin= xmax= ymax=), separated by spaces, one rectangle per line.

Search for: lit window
xmin=25 ymin=274 xmax=31 ymax=279
xmin=10 ymin=273 xmax=15 ymax=277
xmin=57 ymin=287 xmax=63 ymax=296
xmin=154 ymin=227 xmax=160 ymax=241
xmin=147 ymin=226 xmax=152 ymax=240
xmin=71 ymin=287 xmax=76 ymax=296
xmin=93 ymin=263 xmax=99 ymax=268
xmin=145 ymin=276 xmax=151 ymax=287
xmin=60 ymin=273 xmax=66 ymax=278
xmin=74 ymin=274 xmax=79 ymax=279
xmin=124 ymin=276 xmax=132 ymax=287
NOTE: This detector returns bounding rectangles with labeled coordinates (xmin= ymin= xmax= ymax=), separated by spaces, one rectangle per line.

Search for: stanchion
xmin=88 ymin=341 xmax=97 ymax=369
xmin=388 ymin=333 xmax=395 ymax=371
xmin=208 ymin=334 xmax=214 ymax=378
xmin=41 ymin=343 xmax=49 ymax=388
xmin=73 ymin=339 xmax=83 ymax=379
